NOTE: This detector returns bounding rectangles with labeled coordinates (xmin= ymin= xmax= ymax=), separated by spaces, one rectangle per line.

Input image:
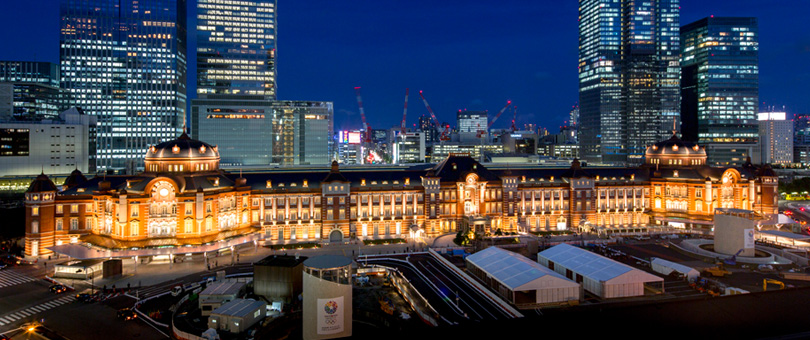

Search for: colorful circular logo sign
xmin=324 ymin=301 xmax=338 ymax=315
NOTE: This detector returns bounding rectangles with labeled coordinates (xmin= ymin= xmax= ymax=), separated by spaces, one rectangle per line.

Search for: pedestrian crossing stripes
xmin=0 ymin=270 xmax=35 ymax=289
xmin=0 ymin=295 xmax=74 ymax=327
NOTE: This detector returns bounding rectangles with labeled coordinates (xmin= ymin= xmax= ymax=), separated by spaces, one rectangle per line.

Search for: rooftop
xmin=255 ymin=254 xmax=308 ymax=267
xmin=303 ymin=255 xmax=352 ymax=270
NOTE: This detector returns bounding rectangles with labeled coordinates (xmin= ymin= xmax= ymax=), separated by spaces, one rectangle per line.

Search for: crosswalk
xmin=0 ymin=295 xmax=75 ymax=327
xmin=0 ymin=270 xmax=35 ymax=289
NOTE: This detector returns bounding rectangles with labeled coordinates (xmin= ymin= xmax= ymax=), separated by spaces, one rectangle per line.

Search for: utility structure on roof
xmin=418 ymin=90 xmax=450 ymax=142
xmin=510 ymin=106 xmax=518 ymax=132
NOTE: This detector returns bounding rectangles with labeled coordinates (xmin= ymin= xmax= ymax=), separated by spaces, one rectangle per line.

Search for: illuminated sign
xmin=348 ymin=132 xmax=361 ymax=144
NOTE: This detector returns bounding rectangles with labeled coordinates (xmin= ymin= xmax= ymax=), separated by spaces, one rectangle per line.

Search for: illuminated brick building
xmin=24 ymin=133 xmax=778 ymax=257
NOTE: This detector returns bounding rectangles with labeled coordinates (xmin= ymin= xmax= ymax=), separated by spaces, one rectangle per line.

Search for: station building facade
xmin=24 ymin=133 xmax=779 ymax=257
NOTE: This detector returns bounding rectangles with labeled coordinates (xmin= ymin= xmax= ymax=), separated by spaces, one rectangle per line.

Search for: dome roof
xmin=645 ymin=134 xmax=705 ymax=157
xmin=63 ymin=168 xmax=87 ymax=188
xmin=144 ymin=132 xmax=219 ymax=161
xmin=27 ymin=173 xmax=57 ymax=193
xmin=644 ymin=134 xmax=707 ymax=167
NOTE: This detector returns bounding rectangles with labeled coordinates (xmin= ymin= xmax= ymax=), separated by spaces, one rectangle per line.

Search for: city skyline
xmin=0 ymin=0 xmax=806 ymax=134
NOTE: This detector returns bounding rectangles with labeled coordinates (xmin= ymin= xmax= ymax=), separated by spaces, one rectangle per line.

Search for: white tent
xmin=466 ymin=247 xmax=580 ymax=307
xmin=650 ymin=257 xmax=700 ymax=282
xmin=538 ymin=243 xmax=663 ymax=299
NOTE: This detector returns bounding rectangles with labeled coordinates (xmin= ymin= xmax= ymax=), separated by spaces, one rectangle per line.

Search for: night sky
xmin=0 ymin=0 xmax=808 ymax=133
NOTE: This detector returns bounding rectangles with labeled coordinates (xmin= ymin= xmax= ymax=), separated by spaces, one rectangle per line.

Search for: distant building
xmin=193 ymin=100 xmax=334 ymax=166
xmin=457 ymin=110 xmax=487 ymax=144
xmin=431 ymin=143 xmax=502 ymax=163
xmin=335 ymin=130 xmax=363 ymax=165
xmin=681 ymin=17 xmax=759 ymax=166
xmin=418 ymin=114 xmax=438 ymax=144
xmin=0 ymin=108 xmax=96 ymax=176
xmin=568 ymin=104 xmax=579 ymax=127
xmin=0 ymin=61 xmax=62 ymax=120
xmin=393 ymin=132 xmax=425 ymax=163
xmin=758 ymin=112 xmax=792 ymax=165
xmin=501 ymin=131 xmax=538 ymax=155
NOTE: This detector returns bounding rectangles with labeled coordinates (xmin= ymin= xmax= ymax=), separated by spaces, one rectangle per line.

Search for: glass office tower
xmin=0 ymin=61 xmax=62 ymax=120
xmin=60 ymin=0 xmax=187 ymax=171
xmin=196 ymin=0 xmax=276 ymax=99
xmin=578 ymin=0 xmax=680 ymax=165
xmin=681 ymin=17 xmax=758 ymax=166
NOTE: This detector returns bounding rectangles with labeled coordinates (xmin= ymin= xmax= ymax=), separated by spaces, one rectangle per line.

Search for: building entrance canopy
xmin=47 ymin=233 xmax=265 ymax=260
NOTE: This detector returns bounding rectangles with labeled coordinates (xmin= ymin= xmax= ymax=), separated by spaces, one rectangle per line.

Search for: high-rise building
xmin=578 ymin=0 xmax=680 ymax=165
xmin=60 ymin=0 xmax=187 ymax=171
xmin=0 ymin=61 xmax=62 ymax=120
xmin=681 ymin=17 xmax=759 ymax=166
xmin=457 ymin=110 xmax=487 ymax=144
xmin=393 ymin=132 xmax=425 ymax=163
xmin=196 ymin=0 xmax=276 ymax=99
xmin=758 ymin=112 xmax=792 ymax=165
xmin=418 ymin=114 xmax=438 ymax=144
xmin=568 ymin=103 xmax=579 ymax=127
xmin=193 ymin=100 xmax=333 ymax=166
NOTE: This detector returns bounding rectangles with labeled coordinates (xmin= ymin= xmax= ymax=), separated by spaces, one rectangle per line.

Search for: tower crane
xmin=418 ymin=90 xmax=450 ymax=141
xmin=354 ymin=87 xmax=372 ymax=143
xmin=510 ymin=105 xmax=518 ymax=132
xmin=400 ymin=88 xmax=409 ymax=140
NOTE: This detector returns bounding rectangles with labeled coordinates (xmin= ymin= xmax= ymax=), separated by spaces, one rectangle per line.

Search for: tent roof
xmin=467 ymin=246 xmax=577 ymax=291
xmin=538 ymin=244 xmax=662 ymax=283
xmin=650 ymin=258 xmax=699 ymax=275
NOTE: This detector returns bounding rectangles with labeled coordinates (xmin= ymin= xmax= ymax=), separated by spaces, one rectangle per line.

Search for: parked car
xmin=117 ymin=308 xmax=137 ymax=321
xmin=49 ymin=284 xmax=67 ymax=294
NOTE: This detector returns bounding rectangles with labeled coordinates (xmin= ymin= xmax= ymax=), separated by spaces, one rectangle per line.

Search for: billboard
xmin=744 ymin=228 xmax=755 ymax=248
xmin=317 ymin=296 xmax=344 ymax=335
xmin=348 ymin=132 xmax=362 ymax=145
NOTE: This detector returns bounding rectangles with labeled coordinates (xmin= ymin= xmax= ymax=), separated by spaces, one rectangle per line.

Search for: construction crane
xmin=510 ymin=106 xmax=518 ymax=132
xmin=354 ymin=87 xmax=372 ymax=143
xmin=418 ymin=90 xmax=450 ymax=141
xmin=487 ymin=100 xmax=512 ymax=130
xmin=400 ymin=88 xmax=409 ymax=139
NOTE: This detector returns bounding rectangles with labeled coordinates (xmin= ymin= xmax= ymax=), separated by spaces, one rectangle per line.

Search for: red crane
xmin=354 ymin=86 xmax=371 ymax=143
xmin=400 ymin=88 xmax=409 ymax=139
xmin=487 ymin=100 xmax=512 ymax=129
xmin=418 ymin=90 xmax=450 ymax=141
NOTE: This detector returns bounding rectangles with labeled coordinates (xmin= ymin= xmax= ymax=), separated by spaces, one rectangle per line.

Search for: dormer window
xmin=672 ymin=144 xmax=679 ymax=151
xmin=266 ymin=180 xmax=272 ymax=188
xmin=405 ymin=178 xmax=409 ymax=185
xmin=361 ymin=179 xmax=366 ymax=186
xmin=303 ymin=180 xmax=308 ymax=187
xmin=172 ymin=145 xmax=180 ymax=154
xmin=199 ymin=145 xmax=206 ymax=154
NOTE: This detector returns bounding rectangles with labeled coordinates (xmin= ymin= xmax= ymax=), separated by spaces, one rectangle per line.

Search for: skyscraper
xmin=758 ymin=112 xmax=792 ymax=165
xmin=195 ymin=0 xmax=276 ymax=99
xmin=60 ymin=0 xmax=187 ymax=171
xmin=681 ymin=17 xmax=759 ymax=166
xmin=578 ymin=0 xmax=680 ymax=165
